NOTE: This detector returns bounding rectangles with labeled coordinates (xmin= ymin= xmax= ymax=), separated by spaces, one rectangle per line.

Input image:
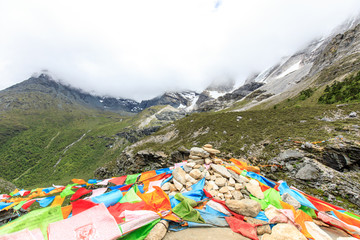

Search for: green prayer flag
xmin=241 ymin=170 xmax=247 ymax=177
xmin=0 ymin=206 xmax=63 ymax=240
xmin=118 ymin=219 xmax=160 ymax=240
xmin=125 ymin=173 xmax=141 ymax=185
xmin=13 ymin=201 xmax=27 ymax=211
xmin=263 ymin=188 xmax=283 ymax=209
xmin=250 ymin=195 xmax=269 ymax=210
xmin=344 ymin=211 xmax=360 ymax=220
xmin=174 ymin=193 xmax=197 ymax=207
xmin=60 ymin=183 xmax=77 ymax=198
xmin=119 ymin=187 xmax=142 ymax=204
xmin=172 ymin=193 xmax=205 ymax=224
xmin=299 ymin=205 xmax=317 ymax=218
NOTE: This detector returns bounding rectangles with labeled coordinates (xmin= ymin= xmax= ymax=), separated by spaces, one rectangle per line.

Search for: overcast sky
xmin=1 ymin=0 xmax=360 ymax=101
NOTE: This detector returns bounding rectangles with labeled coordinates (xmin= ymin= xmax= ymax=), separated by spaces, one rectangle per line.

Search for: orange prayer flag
xmin=138 ymin=186 xmax=171 ymax=212
xmin=139 ymin=170 xmax=157 ymax=182
xmin=295 ymin=209 xmax=313 ymax=239
xmin=246 ymin=166 xmax=260 ymax=174
xmin=333 ymin=210 xmax=360 ymax=228
xmin=163 ymin=212 xmax=181 ymax=222
xmin=47 ymin=188 xmax=63 ymax=196
xmin=280 ymin=200 xmax=296 ymax=216
xmin=258 ymin=182 xmax=270 ymax=192
xmin=230 ymin=158 xmax=248 ymax=170
xmin=51 ymin=196 xmax=65 ymax=207
xmin=226 ymin=166 xmax=242 ymax=175
xmin=61 ymin=205 xmax=72 ymax=219
xmin=3 ymin=203 xmax=17 ymax=211
xmin=142 ymin=173 xmax=166 ymax=192
xmin=71 ymin=179 xmax=87 ymax=185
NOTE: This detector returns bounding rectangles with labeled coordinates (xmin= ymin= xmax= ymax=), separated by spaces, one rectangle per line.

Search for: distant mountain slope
xmin=0 ymin=74 xmax=141 ymax=113
xmin=139 ymin=91 xmax=199 ymax=111
xmin=230 ymin=22 xmax=360 ymax=111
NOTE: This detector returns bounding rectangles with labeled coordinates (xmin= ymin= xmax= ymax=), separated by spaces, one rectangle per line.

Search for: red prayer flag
xmin=71 ymin=199 xmax=98 ymax=216
xmin=70 ymin=187 xmax=92 ymax=201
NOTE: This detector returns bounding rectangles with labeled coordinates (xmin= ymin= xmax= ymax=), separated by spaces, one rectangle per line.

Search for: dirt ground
xmin=163 ymin=228 xmax=250 ymax=240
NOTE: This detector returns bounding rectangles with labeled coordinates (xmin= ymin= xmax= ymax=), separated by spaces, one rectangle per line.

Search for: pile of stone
xmin=161 ymin=144 xmax=265 ymax=202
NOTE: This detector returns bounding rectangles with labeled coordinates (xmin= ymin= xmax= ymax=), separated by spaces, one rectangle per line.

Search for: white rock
xmin=189 ymin=155 xmax=202 ymax=160
xmin=224 ymin=192 xmax=232 ymax=200
xmin=144 ymin=220 xmax=169 ymax=240
xmin=205 ymin=171 xmax=211 ymax=180
xmin=161 ymin=182 xmax=170 ymax=191
xmin=190 ymin=169 xmax=203 ymax=179
xmin=213 ymin=158 xmax=223 ymax=164
xmin=235 ymin=183 xmax=244 ymax=190
xmin=267 ymin=223 xmax=307 ymax=240
xmin=205 ymin=158 xmax=212 ymax=165
xmin=211 ymin=164 xmax=231 ymax=178
xmin=228 ymin=186 xmax=235 ymax=191
xmin=173 ymin=178 xmax=183 ymax=191
xmin=185 ymin=174 xmax=196 ymax=184
xmin=203 ymin=147 xmax=220 ymax=154
xmin=208 ymin=180 xmax=219 ymax=190
xmin=173 ymin=167 xmax=187 ymax=185
xmin=186 ymin=162 xmax=196 ymax=168
xmin=215 ymin=177 xmax=227 ymax=187
xmin=209 ymin=190 xmax=218 ymax=197
xmin=239 ymin=175 xmax=250 ymax=183
xmin=225 ymin=199 xmax=261 ymax=217
xmin=219 ymin=186 xmax=229 ymax=194
xmin=228 ymin=177 xmax=236 ymax=187
xmin=231 ymin=190 xmax=243 ymax=200
xmin=193 ymin=164 xmax=201 ymax=169
xmin=245 ymin=179 xmax=264 ymax=199
xmin=190 ymin=147 xmax=210 ymax=158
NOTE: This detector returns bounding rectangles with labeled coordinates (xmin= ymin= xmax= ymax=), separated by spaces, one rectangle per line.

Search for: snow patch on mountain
xmin=276 ymin=60 xmax=302 ymax=79
xmin=208 ymin=90 xmax=227 ymax=99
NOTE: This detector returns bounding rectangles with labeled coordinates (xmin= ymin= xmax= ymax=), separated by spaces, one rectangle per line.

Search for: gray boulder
xmin=295 ymin=164 xmax=319 ymax=180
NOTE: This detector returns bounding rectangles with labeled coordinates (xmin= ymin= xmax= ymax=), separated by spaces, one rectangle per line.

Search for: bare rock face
xmin=225 ymin=199 xmax=261 ymax=217
xmin=295 ymin=164 xmax=319 ymax=180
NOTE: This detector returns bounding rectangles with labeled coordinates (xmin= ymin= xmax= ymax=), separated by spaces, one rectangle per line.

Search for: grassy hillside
xmin=131 ymin=103 xmax=360 ymax=160
xmin=0 ymin=109 xmax=133 ymax=188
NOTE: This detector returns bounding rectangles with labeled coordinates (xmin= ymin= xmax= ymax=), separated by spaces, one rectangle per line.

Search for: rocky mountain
xmin=139 ymin=91 xmax=199 ymax=111
xmin=229 ymin=20 xmax=360 ymax=111
xmin=0 ymin=74 xmax=141 ymax=114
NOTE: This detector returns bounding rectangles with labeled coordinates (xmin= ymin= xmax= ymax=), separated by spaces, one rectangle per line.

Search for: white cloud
xmin=0 ymin=0 xmax=359 ymax=101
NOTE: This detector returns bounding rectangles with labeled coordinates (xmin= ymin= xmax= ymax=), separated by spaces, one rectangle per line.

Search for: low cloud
xmin=0 ymin=0 xmax=359 ymax=101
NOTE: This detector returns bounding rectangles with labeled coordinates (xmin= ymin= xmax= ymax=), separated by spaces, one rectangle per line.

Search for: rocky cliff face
xmin=266 ymin=141 xmax=360 ymax=213
xmin=230 ymin=21 xmax=360 ymax=111
xmin=139 ymin=91 xmax=199 ymax=110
